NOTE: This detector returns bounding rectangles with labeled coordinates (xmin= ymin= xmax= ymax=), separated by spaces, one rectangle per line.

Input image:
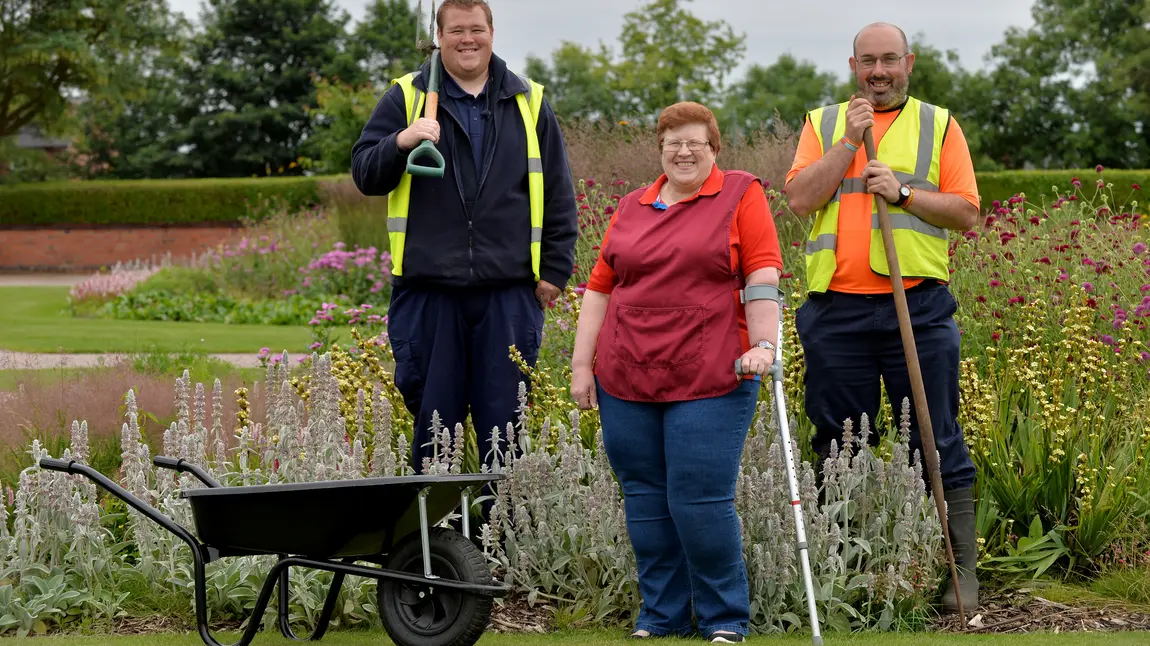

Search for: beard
xmin=857 ymin=71 xmax=909 ymax=110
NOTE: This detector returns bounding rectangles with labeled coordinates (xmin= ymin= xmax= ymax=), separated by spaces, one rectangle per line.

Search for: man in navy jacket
xmin=351 ymin=0 xmax=578 ymax=476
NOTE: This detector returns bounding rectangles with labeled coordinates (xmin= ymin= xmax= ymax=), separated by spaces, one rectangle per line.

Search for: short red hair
xmin=657 ymin=102 xmax=721 ymax=154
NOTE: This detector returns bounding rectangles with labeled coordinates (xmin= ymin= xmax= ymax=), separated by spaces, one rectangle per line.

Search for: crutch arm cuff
xmin=739 ymin=283 xmax=782 ymax=304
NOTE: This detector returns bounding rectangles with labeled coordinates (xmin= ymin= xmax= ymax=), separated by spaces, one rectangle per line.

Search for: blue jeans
xmin=597 ymin=378 xmax=759 ymax=638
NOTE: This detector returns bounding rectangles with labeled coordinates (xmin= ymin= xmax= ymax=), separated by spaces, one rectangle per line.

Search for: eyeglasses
xmin=856 ymin=53 xmax=908 ymax=69
xmin=662 ymin=140 xmax=711 ymax=152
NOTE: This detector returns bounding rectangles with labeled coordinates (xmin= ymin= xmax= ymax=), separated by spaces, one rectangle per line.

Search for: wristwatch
xmin=755 ymin=339 xmax=776 ymax=353
xmin=894 ymin=184 xmax=912 ymax=207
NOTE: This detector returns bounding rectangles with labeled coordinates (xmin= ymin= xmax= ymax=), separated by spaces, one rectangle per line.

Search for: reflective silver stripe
xmin=517 ymin=73 xmax=532 ymax=103
xmin=819 ymin=105 xmax=839 ymax=154
xmin=872 ymin=212 xmax=946 ymax=239
xmin=388 ymin=218 xmax=408 ymax=233
xmin=410 ymin=88 xmax=424 ymax=124
xmin=916 ymin=102 xmax=936 ymax=178
xmin=527 ymin=157 xmax=542 ymax=173
xmin=840 ymin=177 xmax=866 ymax=194
xmin=836 ymin=174 xmax=936 ymax=199
xmin=805 ymin=234 xmax=837 ymax=254
xmin=897 ymin=172 xmax=937 ymax=191
xmin=530 ymin=227 xmax=542 ymax=243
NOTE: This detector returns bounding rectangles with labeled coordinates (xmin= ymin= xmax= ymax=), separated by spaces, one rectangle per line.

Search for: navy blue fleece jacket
xmin=350 ymin=53 xmax=579 ymax=290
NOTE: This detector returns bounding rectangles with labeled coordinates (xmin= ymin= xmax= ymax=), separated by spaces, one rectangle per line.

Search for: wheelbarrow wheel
xmin=378 ymin=527 xmax=493 ymax=646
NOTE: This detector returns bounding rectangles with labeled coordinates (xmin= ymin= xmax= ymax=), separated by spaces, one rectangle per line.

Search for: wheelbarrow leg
xmin=195 ymin=555 xmax=290 ymax=646
xmin=461 ymin=488 xmax=471 ymax=540
xmin=418 ymin=487 xmax=439 ymax=580
xmin=276 ymin=555 xmax=346 ymax=641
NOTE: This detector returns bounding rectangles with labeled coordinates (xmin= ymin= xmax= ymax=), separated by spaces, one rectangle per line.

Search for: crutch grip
xmin=733 ymin=359 xmax=762 ymax=381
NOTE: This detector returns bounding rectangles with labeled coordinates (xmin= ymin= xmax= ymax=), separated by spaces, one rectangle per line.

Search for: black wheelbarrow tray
xmin=39 ymin=455 xmax=508 ymax=646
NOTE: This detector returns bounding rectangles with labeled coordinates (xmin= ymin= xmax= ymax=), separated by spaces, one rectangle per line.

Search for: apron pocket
xmin=609 ymin=304 xmax=706 ymax=368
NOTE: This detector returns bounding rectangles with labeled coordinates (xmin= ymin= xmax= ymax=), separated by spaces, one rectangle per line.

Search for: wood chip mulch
xmin=489 ymin=595 xmax=554 ymax=634
xmin=931 ymin=588 xmax=1150 ymax=634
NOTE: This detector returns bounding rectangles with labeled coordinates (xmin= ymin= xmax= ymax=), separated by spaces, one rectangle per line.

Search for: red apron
xmin=594 ymin=170 xmax=755 ymax=402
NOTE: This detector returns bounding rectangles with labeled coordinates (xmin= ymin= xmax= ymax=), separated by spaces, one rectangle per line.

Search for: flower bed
xmin=3 ymin=169 xmax=1150 ymax=637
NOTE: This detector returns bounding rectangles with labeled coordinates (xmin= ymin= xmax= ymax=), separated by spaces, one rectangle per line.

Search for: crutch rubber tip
xmin=812 ymin=638 xmax=824 ymax=645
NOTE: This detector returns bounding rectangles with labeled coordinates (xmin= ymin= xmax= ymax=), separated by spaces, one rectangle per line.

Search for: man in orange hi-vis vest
xmin=784 ymin=22 xmax=981 ymax=614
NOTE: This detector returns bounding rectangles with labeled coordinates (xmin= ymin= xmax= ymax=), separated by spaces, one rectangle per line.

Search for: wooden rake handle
xmin=862 ymin=127 xmax=967 ymax=628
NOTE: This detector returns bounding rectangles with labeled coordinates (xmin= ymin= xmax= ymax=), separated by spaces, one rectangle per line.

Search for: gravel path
xmin=0 ymin=350 xmax=264 ymax=370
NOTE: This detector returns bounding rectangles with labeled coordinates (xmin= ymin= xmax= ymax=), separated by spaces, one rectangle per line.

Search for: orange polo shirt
xmin=785 ymin=106 xmax=980 ymax=294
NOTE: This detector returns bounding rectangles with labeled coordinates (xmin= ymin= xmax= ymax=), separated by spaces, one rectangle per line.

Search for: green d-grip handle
xmin=406 ymin=139 xmax=445 ymax=177
xmin=405 ymin=48 xmax=445 ymax=178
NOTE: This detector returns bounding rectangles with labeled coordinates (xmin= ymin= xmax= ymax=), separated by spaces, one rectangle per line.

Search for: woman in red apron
xmin=569 ymin=102 xmax=784 ymax=643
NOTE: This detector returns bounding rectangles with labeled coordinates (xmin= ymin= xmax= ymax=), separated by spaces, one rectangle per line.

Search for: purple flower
xmin=309 ymin=342 xmax=323 ymax=350
xmin=258 ymin=347 xmax=270 ymax=358
xmin=1101 ymin=334 xmax=1116 ymax=346
xmin=1134 ymin=242 xmax=1147 ymax=255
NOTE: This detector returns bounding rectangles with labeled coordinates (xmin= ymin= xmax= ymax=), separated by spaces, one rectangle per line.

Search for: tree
xmin=613 ymin=0 xmax=745 ymax=121
xmin=963 ymin=0 xmax=1149 ymax=169
xmin=349 ymin=0 xmax=425 ymax=87
xmin=720 ymin=54 xmax=839 ymax=135
xmin=0 ymin=0 xmax=172 ymax=137
xmin=525 ymin=42 xmax=618 ymax=122
xmin=523 ymin=0 xmax=745 ymax=124
xmin=179 ymin=0 xmax=362 ymax=178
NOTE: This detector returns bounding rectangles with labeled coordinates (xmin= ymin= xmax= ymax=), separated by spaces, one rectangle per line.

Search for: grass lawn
xmin=16 ymin=629 xmax=1150 ymax=645
xmin=0 ymin=287 xmax=313 ymax=354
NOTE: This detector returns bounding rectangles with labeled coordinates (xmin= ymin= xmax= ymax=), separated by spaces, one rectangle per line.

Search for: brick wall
xmin=0 ymin=225 xmax=242 ymax=271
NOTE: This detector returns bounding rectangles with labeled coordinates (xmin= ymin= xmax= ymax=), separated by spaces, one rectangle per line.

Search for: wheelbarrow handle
xmin=154 ymin=455 xmax=223 ymax=488
xmin=39 ymin=457 xmax=79 ymax=473
xmin=38 ymin=457 xmax=202 ymax=553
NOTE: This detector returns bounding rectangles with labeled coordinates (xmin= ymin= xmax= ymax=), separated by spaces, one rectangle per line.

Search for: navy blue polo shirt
xmin=440 ymin=73 xmax=490 ymax=174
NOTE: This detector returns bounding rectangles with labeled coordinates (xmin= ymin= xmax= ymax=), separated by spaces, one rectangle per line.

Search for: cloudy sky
xmin=167 ymin=0 xmax=1038 ymax=81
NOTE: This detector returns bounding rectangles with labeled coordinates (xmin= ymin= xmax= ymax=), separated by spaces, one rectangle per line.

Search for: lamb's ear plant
xmin=1 ymin=347 xmax=946 ymax=636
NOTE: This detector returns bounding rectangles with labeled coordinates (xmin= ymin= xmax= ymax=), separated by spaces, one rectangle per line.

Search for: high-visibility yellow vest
xmin=803 ymin=95 xmax=951 ymax=293
xmin=386 ymin=69 xmax=546 ymax=279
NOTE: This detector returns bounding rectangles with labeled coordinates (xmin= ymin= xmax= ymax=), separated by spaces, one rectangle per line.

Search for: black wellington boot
xmin=940 ymin=486 xmax=979 ymax=613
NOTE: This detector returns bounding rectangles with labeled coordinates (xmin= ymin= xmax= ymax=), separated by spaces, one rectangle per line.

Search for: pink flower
xmin=1096 ymin=165 xmax=1104 ymax=173
xmin=1134 ymin=242 xmax=1147 ymax=255
xmin=1083 ymin=282 xmax=1095 ymax=292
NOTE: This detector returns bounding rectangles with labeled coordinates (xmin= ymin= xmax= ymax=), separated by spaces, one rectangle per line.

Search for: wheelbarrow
xmin=38 ymin=455 xmax=507 ymax=646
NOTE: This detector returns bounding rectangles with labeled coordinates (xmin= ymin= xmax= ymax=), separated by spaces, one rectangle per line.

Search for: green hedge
xmin=975 ymin=169 xmax=1149 ymax=209
xmin=0 ymin=176 xmax=328 ymax=227
xmin=1 ymin=170 xmax=1146 ymax=227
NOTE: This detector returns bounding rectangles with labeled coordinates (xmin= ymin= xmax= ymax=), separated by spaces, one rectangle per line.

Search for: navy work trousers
xmin=386 ymin=283 xmax=544 ymax=472
xmin=794 ymin=280 xmax=977 ymax=491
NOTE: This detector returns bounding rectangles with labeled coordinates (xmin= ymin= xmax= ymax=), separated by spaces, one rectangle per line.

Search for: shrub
xmin=974 ymin=168 xmax=1149 ymax=206
xmin=0 ymin=177 xmax=325 ymax=227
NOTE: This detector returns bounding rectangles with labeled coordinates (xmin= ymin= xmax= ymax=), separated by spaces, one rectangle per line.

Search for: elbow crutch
xmin=737 ymin=284 xmax=823 ymax=646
